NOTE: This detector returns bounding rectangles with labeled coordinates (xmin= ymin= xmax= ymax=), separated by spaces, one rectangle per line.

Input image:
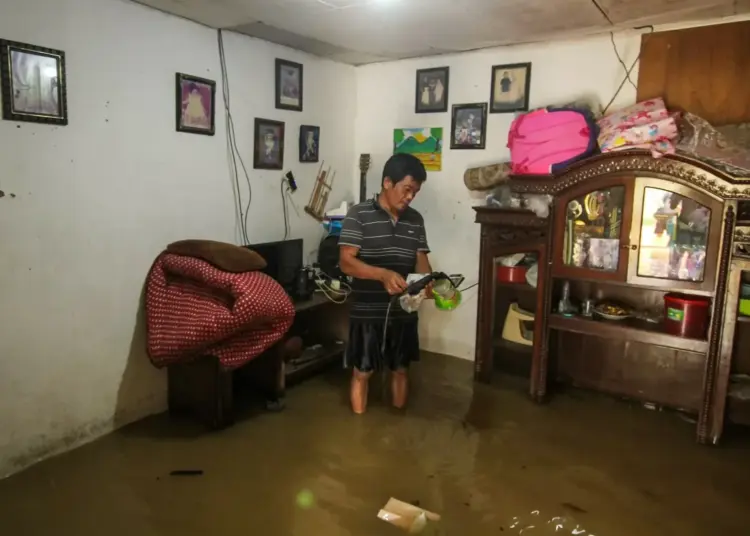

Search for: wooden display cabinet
xmin=474 ymin=151 xmax=750 ymax=445
xmin=474 ymin=207 xmax=550 ymax=400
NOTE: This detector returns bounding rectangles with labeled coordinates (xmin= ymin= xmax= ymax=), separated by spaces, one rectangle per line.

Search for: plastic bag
xmin=499 ymin=253 xmax=525 ymax=267
xmin=524 ymin=194 xmax=553 ymax=218
xmin=677 ymin=112 xmax=750 ymax=176
xmin=399 ymin=274 xmax=430 ymax=313
xmin=525 ymin=263 xmax=538 ymax=288
xmin=399 ymin=293 xmax=424 ymax=313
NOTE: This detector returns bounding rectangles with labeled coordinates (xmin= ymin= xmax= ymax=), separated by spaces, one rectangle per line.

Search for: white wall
xmin=354 ymin=35 xmax=640 ymax=360
xmin=0 ymin=0 xmax=356 ymax=477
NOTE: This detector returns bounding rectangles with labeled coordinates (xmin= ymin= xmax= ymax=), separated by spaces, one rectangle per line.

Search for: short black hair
xmin=382 ymin=153 xmax=427 ymax=186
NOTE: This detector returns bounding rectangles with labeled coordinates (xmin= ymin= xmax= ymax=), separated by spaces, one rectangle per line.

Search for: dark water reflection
xmin=1 ymin=352 xmax=749 ymax=535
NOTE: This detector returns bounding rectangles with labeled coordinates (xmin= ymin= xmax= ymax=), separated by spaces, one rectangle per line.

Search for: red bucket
xmin=496 ymin=265 xmax=528 ymax=284
xmin=663 ymin=293 xmax=710 ymax=339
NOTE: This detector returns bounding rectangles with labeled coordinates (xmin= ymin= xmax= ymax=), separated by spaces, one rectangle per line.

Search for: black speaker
xmin=295 ymin=267 xmax=315 ymax=301
xmin=317 ymin=234 xmax=341 ymax=279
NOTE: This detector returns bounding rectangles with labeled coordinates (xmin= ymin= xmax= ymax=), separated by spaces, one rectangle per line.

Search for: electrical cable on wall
xmin=218 ymin=29 xmax=253 ymax=245
xmin=281 ymin=177 xmax=291 ymax=240
xmin=280 ymin=171 xmax=298 ymax=241
xmin=602 ymin=27 xmax=653 ymax=115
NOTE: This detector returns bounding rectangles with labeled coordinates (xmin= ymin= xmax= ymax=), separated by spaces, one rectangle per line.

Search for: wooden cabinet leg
xmin=234 ymin=345 xmax=285 ymax=410
xmin=167 ymin=356 xmax=234 ymax=429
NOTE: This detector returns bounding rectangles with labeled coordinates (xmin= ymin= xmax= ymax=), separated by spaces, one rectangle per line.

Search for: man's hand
xmin=379 ymin=270 xmax=408 ymax=295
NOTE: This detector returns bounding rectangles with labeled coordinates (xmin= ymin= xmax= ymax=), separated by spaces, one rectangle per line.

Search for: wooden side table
xmin=167 ymin=292 xmax=349 ymax=428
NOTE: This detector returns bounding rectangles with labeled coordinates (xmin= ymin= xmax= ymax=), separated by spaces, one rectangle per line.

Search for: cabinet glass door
xmin=562 ymin=186 xmax=626 ymax=272
xmin=635 ymin=187 xmax=711 ymax=282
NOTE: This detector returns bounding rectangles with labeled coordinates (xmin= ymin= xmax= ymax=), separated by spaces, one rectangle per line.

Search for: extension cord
xmin=314 ymin=273 xmax=351 ymax=304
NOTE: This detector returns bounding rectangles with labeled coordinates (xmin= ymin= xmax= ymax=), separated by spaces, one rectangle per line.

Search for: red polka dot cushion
xmin=146 ymin=253 xmax=295 ymax=370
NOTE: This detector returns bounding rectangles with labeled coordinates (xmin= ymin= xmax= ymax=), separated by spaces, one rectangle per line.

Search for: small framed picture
xmin=254 ymin=118 xmax=285 ymax=170
xmin=450 ymin=103 xmax=487 ymax=150
xmin=0 ymin=39 xmax=67 ymax=125
xmin=175 ymin=73 xmax=216 ymax=135
xmin=299 ymin=125 xmax=320 ymax=163
xmin=490 ymin=62 xmax=531 ymax=114
xmin=415 ymin=66 xmax=449 ymax=113
xmin=275 ymin=59 xmax=303 ymax=112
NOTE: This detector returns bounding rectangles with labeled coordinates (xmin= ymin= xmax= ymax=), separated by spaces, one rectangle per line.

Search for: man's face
xmin=384 ymin=176 xmax=421 ymax=212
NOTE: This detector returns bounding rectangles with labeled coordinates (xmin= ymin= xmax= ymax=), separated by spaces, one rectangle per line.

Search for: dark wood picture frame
xmin=490 ymin=62 xmax=531 ymax=114
xmin=0 ymin=39 xmax=68 ymax=125
xmin=450 ymin=102 xmax=487 ymax=150
xmin=299 ymin=124 xmax=320 ymax=163
xmin=175 ymin=73 xmax=216 ymax=136
xmin=275 ymin=59 xmax=303 ymax=112
xmin=253 ymin=118 xmax=285 ymax=170
xmin=415 ymin=66 xmax=449 ymax=113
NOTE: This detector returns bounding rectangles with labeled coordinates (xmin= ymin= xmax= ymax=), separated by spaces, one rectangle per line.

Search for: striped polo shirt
xmin=339 ymin=196 xmax=430 ymax=322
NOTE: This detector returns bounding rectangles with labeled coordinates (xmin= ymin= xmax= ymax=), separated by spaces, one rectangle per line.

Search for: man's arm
xmin=340 ymin=245 xmax=386 ymax=281
xmin=416 ymin=217 xmax=431 ymax=273
xmin=415 ymin=251 xmax=432 ymax=274
xmin=415 ymin=219 xmax=433 ymax=296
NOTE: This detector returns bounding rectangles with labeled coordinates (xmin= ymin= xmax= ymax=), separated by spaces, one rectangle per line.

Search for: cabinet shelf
xmin=548 ymin=313 xmax=708 ymax=353
xmin=285 ymin=343 xmax=343 ymax=383
xmin=494 ymin=337 xmax=533 ymax=354
xmin=550 ymin=274 xmax=714 ymax=298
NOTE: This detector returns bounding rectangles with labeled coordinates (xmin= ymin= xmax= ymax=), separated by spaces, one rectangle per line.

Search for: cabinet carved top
xmin=501 ymin=151 xmax=750 ymax=200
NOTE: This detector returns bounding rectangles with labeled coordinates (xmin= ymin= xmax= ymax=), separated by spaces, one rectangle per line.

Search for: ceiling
xmin=134 ymin=0 xmax=750 ymax=64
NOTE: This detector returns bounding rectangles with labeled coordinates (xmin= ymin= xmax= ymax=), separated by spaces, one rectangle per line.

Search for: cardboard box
xmin=377 ymin=497 xmax=441 ymax=534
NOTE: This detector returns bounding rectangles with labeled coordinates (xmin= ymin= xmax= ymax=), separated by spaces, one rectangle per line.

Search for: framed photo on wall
xmin=490 ymin=62 xmax=531 ymax=114
xmin=175 ymin=73 xmax=216 ymax=135
xmin=275 ymin=59 xmax=303 ymax=112
xmin=0 ymin=39 xmax=68 ymax=125
xmin=254 ymin=118 xmax=285 ymax=169
xmin=450 ymin=102 xmax=487 ymax=150
xmin=415 ymin=66 xmax=449 ymax=113
xmin=299 ymin=125 xmax=320 ymax=163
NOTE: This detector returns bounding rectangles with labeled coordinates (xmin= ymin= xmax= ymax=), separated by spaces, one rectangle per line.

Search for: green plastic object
xmin=433 ymin=288 xmax=462 ymax=311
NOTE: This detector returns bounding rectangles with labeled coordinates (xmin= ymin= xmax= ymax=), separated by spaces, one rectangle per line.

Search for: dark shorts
xmin=344 ymin=320 xmax=420 ymax=372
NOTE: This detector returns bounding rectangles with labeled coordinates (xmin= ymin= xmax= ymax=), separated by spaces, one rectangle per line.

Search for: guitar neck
xmin=359 ymin=154 xmax=371 ymax=204
xmin=359 ymin=170 xmax=367 ymax=203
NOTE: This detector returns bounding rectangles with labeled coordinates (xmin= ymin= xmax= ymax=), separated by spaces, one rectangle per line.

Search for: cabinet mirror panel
xmin=562 ymin=187 xmax=625 ymax=272
xmin=636 ymin=187 xmax=710 ymax=282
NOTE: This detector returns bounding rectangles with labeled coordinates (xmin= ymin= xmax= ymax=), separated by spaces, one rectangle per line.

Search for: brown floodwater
xmin=1 ymin=353 xmax=749 ymax=535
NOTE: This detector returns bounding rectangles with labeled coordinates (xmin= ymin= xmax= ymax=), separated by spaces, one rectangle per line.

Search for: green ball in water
xmin=296 ymin=489 xmax=315 ymax=509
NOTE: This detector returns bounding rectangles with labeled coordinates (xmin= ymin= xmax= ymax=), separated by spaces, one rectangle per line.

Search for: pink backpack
xmin=507 ymin=108 xmax=598 ymax=175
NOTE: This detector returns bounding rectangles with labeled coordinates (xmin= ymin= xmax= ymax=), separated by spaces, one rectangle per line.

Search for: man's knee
xmin=391 ymin=368 xmax=408 ymax=378
xmin=353 ymin=368 xmax=373 ymax=380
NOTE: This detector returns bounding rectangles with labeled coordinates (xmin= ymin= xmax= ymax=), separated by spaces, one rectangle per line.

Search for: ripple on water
xmin=504 ymin=510 xmax=594 ymax=535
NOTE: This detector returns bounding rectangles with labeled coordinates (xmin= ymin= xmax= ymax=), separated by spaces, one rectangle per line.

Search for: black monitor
xmin=245 ymin=238 xmax=302 ymax=295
